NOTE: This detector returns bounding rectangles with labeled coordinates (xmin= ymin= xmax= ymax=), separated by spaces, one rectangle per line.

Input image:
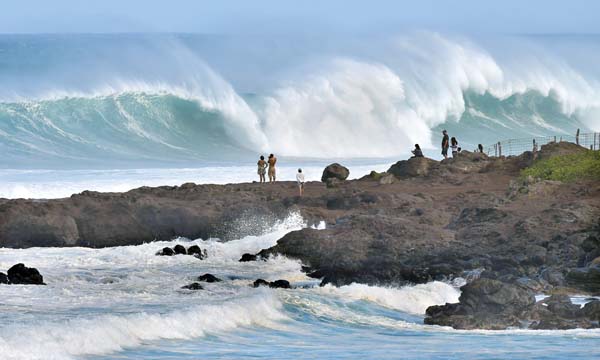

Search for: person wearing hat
xmin=441 ymin=130 xmax=450 ymax=159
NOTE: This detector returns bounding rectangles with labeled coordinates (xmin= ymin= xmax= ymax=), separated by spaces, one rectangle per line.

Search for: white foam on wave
xmin=316 ymin=281 xmax=460 ymax=315
xmin=3 ymin=31 xmax=600 ymax=168
xmin=0 ymin=291 xmax=286 ymax=360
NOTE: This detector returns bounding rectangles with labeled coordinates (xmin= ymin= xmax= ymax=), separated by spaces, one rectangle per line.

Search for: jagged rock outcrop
xmin=6 ymin=263 xmax=45 ymax=285
xmin=424 ymin=278 xmax=535 ymax=329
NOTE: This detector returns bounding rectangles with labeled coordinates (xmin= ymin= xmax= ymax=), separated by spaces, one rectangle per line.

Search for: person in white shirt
xmin=296 ymin=168 xmax=305 ymax=196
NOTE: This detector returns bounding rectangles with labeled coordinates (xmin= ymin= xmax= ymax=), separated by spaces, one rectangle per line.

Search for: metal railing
xmin=483 ymin=130 xmax=600 ymax=157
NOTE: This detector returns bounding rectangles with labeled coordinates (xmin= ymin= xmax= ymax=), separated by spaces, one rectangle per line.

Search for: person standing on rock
xmin=296 ymin=168 xmax=305 ymax=196
xmin=451 ymin=137 xmax=459 ymax=158
xmin=441 ymin=130 xmax=449 ymax=159
xmin=268 ymin=154 xmax=277 ymax=182
xmin=257 ymin=155 xmax=267 ymax=183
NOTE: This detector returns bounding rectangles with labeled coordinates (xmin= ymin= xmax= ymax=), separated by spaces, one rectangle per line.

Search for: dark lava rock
xmin=239 ymin=253 xmax=258 ymax=262
xmin=458 ymin=278 xmax=535 ymax=313
xmin=539 ymin=268 xmax=566 ymax=287
xmin=321 ymin=163 xmax=349 ymax=182
xmin=253 ymin=279 xmax=270 ymax=287
xmin=544 ymin=294 xmax=582 ymax=318
xmin=269 ymin=279 xmax=291 ymax=289
xmin=424 ymin=278 xmax=534 ymax=330
xmin=181 ymin=282 xmax=204 ymax=290
xmin=566 ymin=265 xmax=600 ymax=294
xmin=582 ymin=299 xmax=600 ymax=320
xmin=197 ymin=273 xmax=222 ymax=283
xmin=173 ymin=244 xmax=187 ymax=255
xmin=187 ymin=245 xmax=207 ymax=259
xmin=387 ymin=157 xmax=437 ymax=178
xmin=7 ymin=263 xmax=45 ymax=285
xmin=252 ymin=279 xmax=291 ymax=289
xmin=156 ymin=247 xmax=175 ymax=256
xmin=0 ymin=272 xmax=9 ymax=284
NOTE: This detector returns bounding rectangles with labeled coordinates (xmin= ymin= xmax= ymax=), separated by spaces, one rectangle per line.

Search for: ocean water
xmin=0 ymin=213 xmax=599 ymax=360
xmin=2 ymin=33 xmax=600 ymax=358
xmin=1 ymin=33 xmax=600 ymax=171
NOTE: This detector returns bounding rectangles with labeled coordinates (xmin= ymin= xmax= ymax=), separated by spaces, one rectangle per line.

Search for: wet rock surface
xmin=1 ymin=142 xmax=599 ymax=329
xmin=5 ymin=263 xmax=45 ymax=285
xmin=239 ymin=253 xmax=258 ymax=262
xmin=181 ymin=282 xmax=204 ymax=290
xmin=252 ymin=279 xmax=291 ymax=289
xmin=197 ymin=273 xmax=222 ymax=283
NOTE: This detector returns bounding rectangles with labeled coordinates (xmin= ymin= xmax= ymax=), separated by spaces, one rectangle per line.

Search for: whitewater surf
xmin=1 ymin=213 xmax=599 ymax=359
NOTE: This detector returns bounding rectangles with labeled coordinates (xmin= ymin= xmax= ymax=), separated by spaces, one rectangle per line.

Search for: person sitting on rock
xmin=411 ymin=144 xmax=424 ymax=157
xmin=268 ymin=154 xmax=277 ymax=182
xmin=296 ymin=168 xmax=305 ymax=196
xmin=451 ymin=137 xmax=459 ymax=158
xmin=257 ymin=155 xmax=267 ymax=183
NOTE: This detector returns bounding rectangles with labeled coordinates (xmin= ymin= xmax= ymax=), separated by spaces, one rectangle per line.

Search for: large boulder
xmin=321 ymin=163 xmax=349 ymax=182
xmin=7 ymin=263 xmax=45 ymax=285
xmin=387 ymin=157 xmax=437 ymax=178
xmin=424 ymin=278 xmax=535 ymax=329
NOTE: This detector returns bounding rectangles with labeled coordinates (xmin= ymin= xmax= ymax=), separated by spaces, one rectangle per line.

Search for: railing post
xmin=554 ymin=136 xmax=557 ymax=143
xmin=576 ymin=128 xmax=580 ymax=145
xmin=498 ymin=142 xmax=502 ymax=157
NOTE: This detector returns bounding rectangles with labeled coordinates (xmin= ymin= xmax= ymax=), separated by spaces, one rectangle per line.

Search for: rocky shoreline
xmin=1 ymin=142 xmax=599 ymax=330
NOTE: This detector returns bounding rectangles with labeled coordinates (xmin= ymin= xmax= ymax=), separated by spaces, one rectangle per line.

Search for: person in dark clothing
xmin=441 ymin=130 xmax=449 ymax=159
xmin=478 ymin=144 xmax=484 ymax=153
xmin=411 ymin=144 xmax=424 ymax=157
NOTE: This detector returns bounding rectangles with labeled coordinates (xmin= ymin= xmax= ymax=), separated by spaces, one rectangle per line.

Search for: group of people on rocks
xmin=256 ymin=154 xmax=305 ymax=196
xmin=412 ymin=129 xmax=477 ymax=159
xmin=261 ymin=129 xmax=487 ymax=195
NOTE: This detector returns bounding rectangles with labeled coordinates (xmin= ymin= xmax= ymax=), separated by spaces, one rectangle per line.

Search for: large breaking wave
xmin=1 ymin=32 xmax=598 ymax=168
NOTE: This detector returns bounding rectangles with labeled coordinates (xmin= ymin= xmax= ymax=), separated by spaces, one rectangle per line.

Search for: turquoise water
xmin=1 ymin=33 xmax=598 ymax=169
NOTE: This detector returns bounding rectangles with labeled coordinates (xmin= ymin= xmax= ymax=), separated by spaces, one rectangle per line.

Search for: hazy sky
xmin=1 ymin=0 xmax=599 ymax=35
